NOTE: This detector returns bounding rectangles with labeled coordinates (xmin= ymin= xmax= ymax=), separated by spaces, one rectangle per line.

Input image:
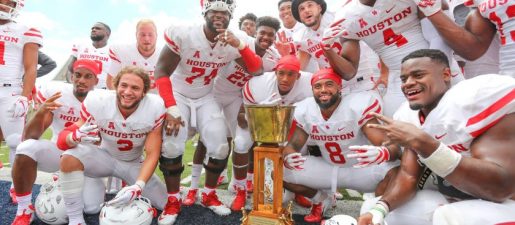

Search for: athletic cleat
xmin=183 ymin=189 xmax=198 ymax=206
xmin=10 ymin=188 xmax=17 ymax=204
xmin=334 ymin=191 xmax=344 ymax=200
xmin=230 ymin=187 xmax=247 ymax=211
xmin=201 ymin=191 xmax=231 ymax=216
xmin=246 ymin=180 xmax=253 ymax=193
xmin=11 ymin=204 xmax=34 ymax=225
xmin=304 ymin=202 xmax=324 ymax=223
xmin=217 ymin=173 xmax=229 ymax=186
xmin=158 ymin=196 xmax=181 ymax=225
xmin=295 ymin=193 xmax=312 ymax=208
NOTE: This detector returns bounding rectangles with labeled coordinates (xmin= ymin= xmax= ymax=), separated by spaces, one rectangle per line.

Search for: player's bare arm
xmin=155 ymin=45 xmax=183 ymax=136
xmin=426 ymin=9 xmax=496 ymax=60
xmin=21 ymin=43 xmax=39 ymax=97
xmin=324 ymin=39 xmax=360 ymax=80
xmin=23 ymin=92 xmax=62 ymax=140
xmin=297 ymin=50 xmax=311 ymax=71
xmin=361 ymin=118 xmax=401 ymax=162
xmin=283 ymin=125 xmax=309 ymax=156
xmin=138 ymin=123 xmax=163 ymax=184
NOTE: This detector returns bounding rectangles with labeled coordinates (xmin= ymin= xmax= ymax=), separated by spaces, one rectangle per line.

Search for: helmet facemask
xmin=0 ymin=0 xmax=23 ymax=20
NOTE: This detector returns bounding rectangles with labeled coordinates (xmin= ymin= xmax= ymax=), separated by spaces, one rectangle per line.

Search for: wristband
xmin=166 ymin=105 xmax=181 ymax=118
xmin=135 ymin=180 xmax=146 ymax=190
xmin=419 ymin=142 xmax=462 ymax=177
xmin=371 ymin=201 xmax=389 ymax=217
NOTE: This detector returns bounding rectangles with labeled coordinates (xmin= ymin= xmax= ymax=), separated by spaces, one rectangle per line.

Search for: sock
xmin=190 ymin=164 xmax=202 ymax=189
xmin=167 ymin=191 xmax=181 ymax=200
xmin=16 ymin=192 xmax=32 ymax=215
xmin=60 ymin=171 xmax=85 ymax=225
xmin=247 ymin=172 xmax=254 ymax=182
xmin=233 ymin=178 xmax=246 ymax=190
xmin=202 ymin=185 xmax=216 ymax=195
xmin=220 ymin=168 xmax=228 ymax=178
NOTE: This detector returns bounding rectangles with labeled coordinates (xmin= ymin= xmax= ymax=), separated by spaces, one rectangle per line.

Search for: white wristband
xmin=238 ymin=40 xmax=246 ymax=50
xmin=166 ymin=105 xmax=181 ymax=118
xmin=419 ymin=142 xmax=462 ymax=177
xmin=135 ymin=180 xmax=146 ymax=190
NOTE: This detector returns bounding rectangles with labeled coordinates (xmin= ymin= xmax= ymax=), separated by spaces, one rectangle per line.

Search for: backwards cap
xmin=274 ymin=55 xmax=301 ymax=72
xmin=73 ymin=59 xmax=101 ymax=75
xmin=310 ymin=68 xmax=342 ymax=86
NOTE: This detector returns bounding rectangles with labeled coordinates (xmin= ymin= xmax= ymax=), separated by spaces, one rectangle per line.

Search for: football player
xmin=358 ymin=49 xmax=515 ymax=225
xmin=11 ymin=59 xmax=105 ymax=225
xmin=56 ymin=66 xmax=168 ymax=225
xmin=0 ymin=0 xmax=42 ymax=204
xmin=239 ymin=13 xmax=257 ymax=37
xmin=153 ymin=0 xmax=263 ymax=224
xmin=68 ymin=22 xmax=111 ymax=89
xmin=107 ymin=19 xmax=160 ymax=92
xmin=282 ymin=68 xmax=400 ymax=223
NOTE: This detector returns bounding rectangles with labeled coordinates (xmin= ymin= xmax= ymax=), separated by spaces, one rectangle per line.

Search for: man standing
xmin=107 ymin=19 xmax=160 ymax=91
xmin=56 ymin=67 xmax=167 ymax=225
xmin=154 ymin=1 xmax=262 ymax=224
xmin=11 ymin=59 xmax=104 ymax=225
xmin=68 ymin=22 xmax=111 ymax=89
xmin=0 ymin=0 xmax=42 ymax=203
xmin=239 ymin=13 xmax=257 ymax=37
xmin=358 ymin=49 xmax=515 ymax=225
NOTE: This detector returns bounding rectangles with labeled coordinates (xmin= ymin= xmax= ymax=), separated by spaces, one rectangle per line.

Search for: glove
xmin=71 ymin=124 xmax=100 ymax=144
xmin=321 ymin=18 xmax=347 ymax=50
xmin=347 ymin=145 xmax=390 ymax=168
xmin=283 ymin=152 xmax=306 ymax=171
xmin=166 ymin=105 xmax=181 ymax=118
xmin=8 ymin=96 xmax=29 ymax=118
xmin=412 ymin=0 xmax=442 ymax=17
xmin=107 ymin=183 xmax=143 ymax=207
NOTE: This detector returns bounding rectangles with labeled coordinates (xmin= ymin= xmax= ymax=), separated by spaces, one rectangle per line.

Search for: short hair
xmin=256 ymin=16 xmax=281 ymax=32
xmin=136 ymin=19 xmax=157 ymax=33
xmin=96 ymin=22 xmax=111 ymax=35
xmin=112 ymin=66 xmax=151 ymax=94
xmin=401 ymin=49 xmax=450 ymax=67
xmin=238 ymin=13 xmax=257 ymax=29
xmin=278 ymin=0 xmax=293 ymax=8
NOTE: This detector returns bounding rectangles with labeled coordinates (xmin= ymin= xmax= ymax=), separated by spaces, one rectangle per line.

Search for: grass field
xmin=0 ymin=130 xmax=234 ymax=189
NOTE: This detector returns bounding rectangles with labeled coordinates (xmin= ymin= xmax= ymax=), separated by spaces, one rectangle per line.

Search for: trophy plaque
xmin=242 ymin=105 xmax=295 ymax=225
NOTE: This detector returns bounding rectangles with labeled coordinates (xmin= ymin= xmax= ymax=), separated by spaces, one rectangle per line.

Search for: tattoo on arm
xmin=287 ymin=127 xmax=308 ymax=151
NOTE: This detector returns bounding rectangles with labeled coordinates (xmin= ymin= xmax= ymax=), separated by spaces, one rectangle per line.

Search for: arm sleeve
xmin=37 ymin=51 xmax=57 ymax=77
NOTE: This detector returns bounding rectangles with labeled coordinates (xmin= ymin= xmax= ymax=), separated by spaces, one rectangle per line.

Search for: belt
xmin=1 ymin=83 xmax=21 ymax=87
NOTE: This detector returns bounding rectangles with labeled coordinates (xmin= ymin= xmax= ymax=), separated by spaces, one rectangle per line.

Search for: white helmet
xmin=322 ymin=215 xmax=358 ymax=225
xmin=201 ymin=0 xmax=236 ymax=17
xmin=99 ymin=197 xmax=156 ymax=225
xmin=0 ymin=0 xmax=24 ymax=20
xmin=34 ymin=180 xmax=69 ymax=225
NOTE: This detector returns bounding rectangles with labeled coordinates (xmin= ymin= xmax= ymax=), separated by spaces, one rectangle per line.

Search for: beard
xmin=409 ymin=102 xmax=423 ymax=110
xmin=117 ymin=95 xmax=142 ymax=111
xmin=206 ymin=18 xmax=229 ymax=33
xmin=90 ymin=34 xmax=104 ymax=42
xmin=73 ymin=90 xmax=89 ymax=98
xmin=315 ymin=92 xmax=340 ymax=109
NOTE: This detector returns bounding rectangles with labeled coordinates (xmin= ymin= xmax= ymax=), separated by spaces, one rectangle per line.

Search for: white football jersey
xmin=108 ymin=44 xmax=160 ymax=90
xmin=334 ymin=0 xmax=428 ymax=72
xmin=395 ymin=75 xmax=515 ymax=157
xmin=294 ymin=91 xmax=383 ymax=167
xmin=164 ymin=24 xmax=253 ymax=99
xmin=0 ymin=22 xmax=43 ymax=85
xmin=242 ymin=71 xmax=312 ymax=105
xmin=35 ymin=81 xmax=82 ymax=142
xmin=215 ymin=38 xmax=280 ymax=94
xmin=465 ymin=0 xmax=515 ymax=76
xmin=72 ymin=43 xmax=111 ymax=89
xmin=277 ymin=22 xmax=306 ymax=55
xmin=80 ymin=90 xmax=165 ymax=161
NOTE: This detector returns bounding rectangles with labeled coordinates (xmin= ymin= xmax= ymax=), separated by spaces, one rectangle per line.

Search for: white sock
xmin=202 ymin=186 xmax=216 ymax=195
xmin=233 ymin=177 xmax=246 ymax=190
xmin=221 ymin=168 xmax=228 ymax=178
xmin=190 ymin=164 xmax=202 ymax=189
xmin=168 ymin=191 xmax=181 ymax=200
xmin=247 ymin=172 xmax=254 ymax=182
xmin=60 ymin=171 xmax=85 ymax=225
xmin=16 ymin=192 xmax=32 ymax=215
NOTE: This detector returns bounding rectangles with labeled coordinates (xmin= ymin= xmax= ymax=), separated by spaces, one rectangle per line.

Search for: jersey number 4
xmin=325 ymin=142 xmax=346 ymax=164
xmin=383 ymin=28 xmax=408 ymax=47
xmin=185 ymin=67 xmax=218 ymax=85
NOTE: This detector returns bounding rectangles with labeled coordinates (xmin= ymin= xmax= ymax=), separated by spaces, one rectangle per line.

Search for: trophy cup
xmin=241 ymin=105 xmax=295 ymax=225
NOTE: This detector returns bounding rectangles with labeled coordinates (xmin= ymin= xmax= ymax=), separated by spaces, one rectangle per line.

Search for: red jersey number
xmin=185 ymin=67 xmax=218 ymax=85
xmin=383 ymin=28 xmax=408 ymax=47
xmin=117 ymin=139 xmax=133 ymax=151
xmin=324 ymin=142 xmax=346 ymax=164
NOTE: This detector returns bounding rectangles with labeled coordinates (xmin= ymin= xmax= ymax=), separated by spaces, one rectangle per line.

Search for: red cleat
xmin=230 ymin=187 xmax=247 ymax=211
xmin=11 ymin=204 xmax=34 ymax=225
xmin=183 ymin=189 xmax=198 ymax=206
xmin=304 ymin=202 xmax=324 ymax=223
xmin=295 ymin=193 xmax=312 ymax=208
xmin=158 ymin=196 xmax=181 ymax=225
xmin=201 ymin=191 xmax=231 ymax=216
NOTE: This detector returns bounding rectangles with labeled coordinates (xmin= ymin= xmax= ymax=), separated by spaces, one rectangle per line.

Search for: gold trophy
xmin=242 ymin=105 xmax=295 ymax=225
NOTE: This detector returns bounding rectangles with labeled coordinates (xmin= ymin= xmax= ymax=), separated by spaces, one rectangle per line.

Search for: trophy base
xmin=241 ymin=207 xmax=294 ymax=225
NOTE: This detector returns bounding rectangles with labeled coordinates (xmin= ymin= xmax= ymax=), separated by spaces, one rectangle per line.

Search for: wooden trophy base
xmin=241 ymin=203 xmax=294 ymax=225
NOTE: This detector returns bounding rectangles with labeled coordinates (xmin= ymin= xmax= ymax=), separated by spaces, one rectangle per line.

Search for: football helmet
xmin=99 ymin=197 xmax=156 ymax=225
xmin=34 ymin=180 xmax=69 ymax=225
xmin=322 ymin=215 xmax=358 ymax=225
xmin=0 ymin=0 xmax=24 ymax=20
xmin=201 ymin=0 xmax=236 ymax=17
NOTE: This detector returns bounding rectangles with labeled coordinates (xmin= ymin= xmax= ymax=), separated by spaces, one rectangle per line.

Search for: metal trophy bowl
xmin=245 ymin=105 xmax=295 ymax=145
xmin=242 ymin=105 xmax=295 ymax=225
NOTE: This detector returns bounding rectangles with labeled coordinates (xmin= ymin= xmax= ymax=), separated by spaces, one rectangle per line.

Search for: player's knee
xmin=159 ymin=155 xmax=184 ymax=177
xmin=203 ymin=157 xmax=228 ymax=174
xmin=59 ymin=155 xmax=83 ymax=173
xmin=433 ymin=204 xmax=461 ymax=225
xmin=233 ymin=135 xmax=252 ymax=154
xmin=15 ymin=139 xmax=37 ymax=158
xmin=161 ymin=139 xmax=185 ymax=159
xmin=6 ymin=133 xmax=21 ymax=150
xmin=207 ymin=143 xmax=230 ymax=160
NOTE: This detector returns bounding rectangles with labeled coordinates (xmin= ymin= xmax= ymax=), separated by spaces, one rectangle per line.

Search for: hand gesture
xmin=8 ymin=95 xmax=29 ymax=118
xmin=164 ymin=105 xmax=184 ymax=136
xmin=357 ymin=212 xmax=385 ymax=225
xmin=283 ymin=152 xmax=306 ymax=171
xmin=322 ymin=18 xmax=347 ymax=50
xmin=107 ymin=184 xmax=142 ymax=207
xmin=216 ymin=29 xmax=240 ymax=48
xmin=347 ymin=145 xmax=390 ymax=168
xmin=274 ymin=31 xmax=292 ymax=57
xmin=39 ymin=92 xmax=63 ymax=113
